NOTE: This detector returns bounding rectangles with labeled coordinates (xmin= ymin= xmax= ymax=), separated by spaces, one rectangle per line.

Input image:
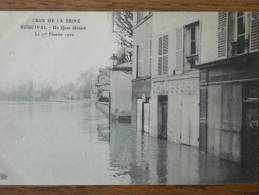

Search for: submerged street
xmin=0 ymin=101 xmax=251 ymax=185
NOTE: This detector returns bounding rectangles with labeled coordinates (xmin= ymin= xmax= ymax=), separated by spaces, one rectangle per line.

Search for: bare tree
xmin=112 ymin=12 xmax=133 ymax=64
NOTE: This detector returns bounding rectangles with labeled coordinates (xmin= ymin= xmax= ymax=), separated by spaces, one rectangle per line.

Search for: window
xmin=236 ymin=12 xmax=246 ymax=54
xmin=158 ymin=35 xmax=168 ymax=75
xmin=184 ymin=21 xmax=200 ymax=71
xmin=190 ymin=26 xmax=197 ymax=55
xmin=136 ymin=44 xmax=143 ymax=78
xmin=227 ymin=12 xmax=249 ymax=56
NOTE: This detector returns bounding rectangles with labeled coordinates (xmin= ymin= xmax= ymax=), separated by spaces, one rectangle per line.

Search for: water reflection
xmin=156 ymin=140 xmax=167 ymax=184
xmin=0 ymin=101 xmax=253 ymax=185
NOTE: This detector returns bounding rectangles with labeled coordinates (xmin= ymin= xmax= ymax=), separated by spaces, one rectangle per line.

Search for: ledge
xmin=132 ymin=76 xmax=151 ymax=82
xmin=193 ymin=52 xmax=259 ymax=70
xmin=152 ymin=70 xmax=199 ymax=83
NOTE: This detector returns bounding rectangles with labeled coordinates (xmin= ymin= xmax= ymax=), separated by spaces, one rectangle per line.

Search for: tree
xmin=112 ymin=12 xmax=133 ymax=64
xmin=77 ymin=69 xmax=97 ymax=99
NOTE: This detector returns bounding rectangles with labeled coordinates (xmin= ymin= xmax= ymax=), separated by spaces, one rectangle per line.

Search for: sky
xmin=0 ymin=11 xmax=116 ymax=91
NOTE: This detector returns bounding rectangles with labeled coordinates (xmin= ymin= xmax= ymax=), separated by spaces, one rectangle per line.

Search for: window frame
xmin=235 ymin=12 xmax=249 ymax=54
xmin=185 ymin=21 xmax=199 ymax=57
xmin=183 ymin=21 xmax=200 ymax=71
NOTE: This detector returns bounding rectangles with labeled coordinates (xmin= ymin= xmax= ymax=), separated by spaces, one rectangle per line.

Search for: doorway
xmin=242 ymin=82 xmax=257 ymax=179
xmin=158 ymin=95 xmax=168 ymax=139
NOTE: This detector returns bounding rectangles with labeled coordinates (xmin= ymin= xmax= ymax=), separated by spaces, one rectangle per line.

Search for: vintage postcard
xmin=0 ymin=11 xmax=258 ymax=185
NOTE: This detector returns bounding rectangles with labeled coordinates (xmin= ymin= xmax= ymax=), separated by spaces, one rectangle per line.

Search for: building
xmin=110 ymin=62 xmax=132 ymax=122
xmin=148 ymin=12 xmax=258 ymax=171
xmin=195 ymin=12 xmax=258 ymax=177
xmin=96 ymin=67 xmax=111 ymax=103
xmin=110 ymin=12 xmax=134 ymax=122
xmin=132 ymin=12 xmax=153 ymax=133
xmin=149 ymin=12 xmax=215 ymax=146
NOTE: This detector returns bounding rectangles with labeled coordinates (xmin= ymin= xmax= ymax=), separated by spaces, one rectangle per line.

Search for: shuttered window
xmin=218 ymin=12 xmax=258 ymax=56
xmin=158 ymin=35 xmax=169 ymax=75
xmin=217 ymin=12 xmax=228 ymax=58
xmin=226 ymin=12 xmax=250 ymax=56
xmin=250 ymin=12 xmax=259 ymax=52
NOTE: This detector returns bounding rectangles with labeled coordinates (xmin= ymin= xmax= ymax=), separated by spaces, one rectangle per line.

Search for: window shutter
xmin=163 ymin=35 xmax=168 ymax=55
xmin=163 ymin=35 xmax=169 ymax=74
xmin=217 ymin=12 xmax=228 ymax=58
xmin=250 ymin=12 xmax=259 ymax=52
xmin=158 ymin=37 xmax=163 ymax=75
xmin=158 ymin=57 xmax=162 ymax=75
xmin=158 ymin=37 xmax=163 ymax=55
xmin=175 ymin=28 xmax=183 ymax=73
xmin=163 ymin=56 xmax=168 ymax=74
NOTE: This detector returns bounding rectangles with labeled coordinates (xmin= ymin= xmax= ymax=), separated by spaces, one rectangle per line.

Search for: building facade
xmin=195 ymin=12 xmax=258 ymax=177
xmin=149 ymin=12 xmax=221 ymax=146
xmin=96 ymin=67 xmax=111 ymax=102
xmin=131 ymin=12 xmax=153 ymax=133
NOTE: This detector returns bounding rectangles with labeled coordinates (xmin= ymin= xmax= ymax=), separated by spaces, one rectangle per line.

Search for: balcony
xmin=230 ymin=39 xmax=249 ymax=56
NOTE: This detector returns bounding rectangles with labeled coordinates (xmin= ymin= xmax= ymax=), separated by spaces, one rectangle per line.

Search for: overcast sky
xmin=0 ymin=11 xmax=116 ymax=91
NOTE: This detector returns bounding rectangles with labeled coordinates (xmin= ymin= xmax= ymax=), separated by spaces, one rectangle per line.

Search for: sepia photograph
xmin=0 ymin=11 xmax=258 ymax=185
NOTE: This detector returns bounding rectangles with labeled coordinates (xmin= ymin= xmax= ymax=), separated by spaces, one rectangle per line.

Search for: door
xmin=242 ymin=82 xmax=258 ymax=179
xmin=158 ymin=96 xmax=168 ymax=139
xmin=199 ymin=87 xmax=208 ymax=152
xmin=137 ymin=98 xmax=143 ymax=131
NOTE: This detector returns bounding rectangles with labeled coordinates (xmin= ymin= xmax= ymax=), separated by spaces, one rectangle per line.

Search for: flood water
xmin=0 ymin=101 xmax=252 ymax=185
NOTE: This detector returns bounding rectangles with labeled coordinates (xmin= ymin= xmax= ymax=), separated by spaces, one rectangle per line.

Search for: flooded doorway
xmin=242 ymin=82 xmax=258 ymax=180
xmin=158 ymin=95 xmax=168 ymax=139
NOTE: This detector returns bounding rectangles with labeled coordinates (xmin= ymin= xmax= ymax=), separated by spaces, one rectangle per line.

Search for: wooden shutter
xmin=175 ymin=28 xmax=183 ymax=73
xmin=158 ymin=37 xmax=163 ymax=56
xmin=217 ymin=12 xmax=228 ymax=58
xmin=138 ymin=45 xmax=143 ymax=77
xmin=163 ymin=35 xmax=169 ymax=74
xmin=250 ymin=12 xmax=259 ymax=52
xmin=158 ymin=56 xmax=162 ymax=75
xmin=158 ymin=37 xmax=163 ymax=75
xmin=163 ymin=56 xmax=168 ymax=74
